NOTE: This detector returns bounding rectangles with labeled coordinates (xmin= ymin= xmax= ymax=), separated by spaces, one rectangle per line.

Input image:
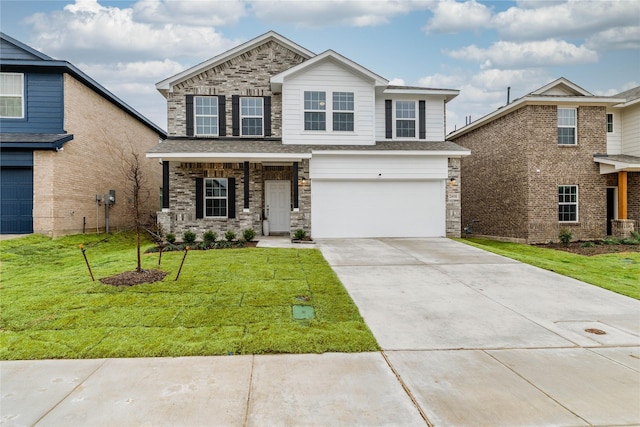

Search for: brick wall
xmin=454 ymin=104 xmax=609 ymax=243
xmin=166 ymin=40 xmax=307 ymax=137
xmin=33 ymin=74 xmax=162 ymax=237
xmin=628 ymin=172 xmax=640 ymax=227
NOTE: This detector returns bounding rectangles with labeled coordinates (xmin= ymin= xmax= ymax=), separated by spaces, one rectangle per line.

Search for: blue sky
xmin=1 ymin=0 xmax=638 ymax=133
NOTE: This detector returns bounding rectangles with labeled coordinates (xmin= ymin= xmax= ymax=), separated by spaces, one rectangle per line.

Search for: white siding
xmin=374 ymin=95 xmax=446 ymax=141
xmin=310 ymin=154 xmax=448 ymax=181
xmin=606 ymin=109 xmax=622 ymax=154
xmin=621 ymin=103 xmax=640 ymax=156
xmin=281 ymin=60 xmax=375 ymax=145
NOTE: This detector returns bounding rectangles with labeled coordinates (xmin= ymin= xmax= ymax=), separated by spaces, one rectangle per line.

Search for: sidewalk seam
xmin=242 ymin=355 xmax=255 ymax=427
xmin=381 ymin=351 xmax=432 ymax=427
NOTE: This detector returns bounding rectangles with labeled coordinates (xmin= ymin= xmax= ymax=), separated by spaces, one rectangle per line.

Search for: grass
xmin=456 ymin=238 xmax=640 ymax=300
xmin=0 ymin=233 xmax=378 ymax=360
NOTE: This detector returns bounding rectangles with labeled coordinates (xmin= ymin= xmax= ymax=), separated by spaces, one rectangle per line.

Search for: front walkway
xmin=1 ymin=238 xmax=638 ymax=426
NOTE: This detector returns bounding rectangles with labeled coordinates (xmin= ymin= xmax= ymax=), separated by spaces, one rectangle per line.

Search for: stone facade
xmin=446 ymin=157 xmax=462 ymax=237
xmin=33 ymin=74 xmax=162 ymax=237
xmin=454 ymin=104 xmax=615 ymax=243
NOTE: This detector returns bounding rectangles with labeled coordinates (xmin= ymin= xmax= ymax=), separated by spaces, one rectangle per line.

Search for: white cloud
xmin=25 ymin=0 xmax=240 ymax=62
xmin=422 ymin=0 xmax=492 ymax=34
xmin=493 ymin=0 xmax=640 ymax=41
xmin=132 ymin=0 xmax=247 ymax=26
xmin=593 ymin=81 xmax=640 ymax=97
xmin=249 ymin=0 xmax=434 ymax=28
xmin=445 ymin=39 xmax=598 ymax=69
xmin=389 ymin=77 xmax=406 ymax=85
xmin=585 ymin=26 xmax=640 ymax=50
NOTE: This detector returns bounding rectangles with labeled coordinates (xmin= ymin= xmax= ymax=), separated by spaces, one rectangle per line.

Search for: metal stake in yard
xmin=79 ymin=244 xmax=95 ymax=281
xmin=175 ymin=246 xmax=190 ymax=281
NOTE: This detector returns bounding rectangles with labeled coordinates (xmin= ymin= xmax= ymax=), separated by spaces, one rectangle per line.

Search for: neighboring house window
xmin=557 ymin=108 xmax=576 ymax=145
xmin=558 ymin=185 xmax=578 ymax=222
xmin=205 ymin=178 xmax=227 ymax=217
xmin=304 ymin=91 xmax=326 ymax=131
xmin=333 ymin=92 xmax=354 ymax=131
xmin=0 ymin=72 xmax=24 ymax=118
xmin=396 ymin=101 xmax=416 ymax=138
xmin=606 ymin=113 xmax=613 ymax=133
xmin=241 ymin=97 xmax=263 ymax=136
xmin=195 ymin=96 xmax=218 ymax=136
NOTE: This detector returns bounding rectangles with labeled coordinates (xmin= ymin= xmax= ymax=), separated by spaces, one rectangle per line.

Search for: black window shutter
xmin=228 ymin=177 xmax=236 ymax=218
xmin=264 ymin=96 xmax=272 ymax=136
xmin=232 ymin=95 xmax=240 ymax=136
xmin=218 ymin=95 xmax=226 ymax=136
xmin=186 ymin=95 xmax=194 ymax=137
xmin=195 ymin=178 xmax=203 ymax=219
xmin=419 ymin=100 xmax=426 ymax=139
xmin=385 ymin=100 xmax=392 ymax=139
xmin=162 ymin=161 xmax=170 ymax=209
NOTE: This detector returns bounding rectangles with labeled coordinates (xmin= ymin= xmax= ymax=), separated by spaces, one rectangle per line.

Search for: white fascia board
xmin=383 ymin=88 xmax=459 ymax=96
xmin=594 ymin=157 xmax=640 ymax=172
xmin=156 ymin=31 xmax=315 ymax=93
xmin=613 ymin=97 xmax=640 ymax=108
xmin=449 ymin=96 xmax=625 ymax=139
xmin=146 ymin=152 xmax=312 ymax=162
xmin=531 ymin=77 xmax=593 ymax=96
xmin=270 ymin=49 xmax=388 ymax=91
xmin=311 ymin=150 xmax=470 ymax=157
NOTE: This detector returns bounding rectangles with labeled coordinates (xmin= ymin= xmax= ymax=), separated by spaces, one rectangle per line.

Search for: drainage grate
xmin=292 ymin=305 xmax=315 ymax=320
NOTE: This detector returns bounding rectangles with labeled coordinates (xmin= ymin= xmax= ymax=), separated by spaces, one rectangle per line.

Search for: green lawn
xmin=456 ymin=238 xmax=640 ymax=300
xmin=0 ymin=233 xmax=378 ymax=360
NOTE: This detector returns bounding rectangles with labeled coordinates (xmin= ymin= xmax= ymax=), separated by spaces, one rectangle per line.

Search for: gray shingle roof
xmin=0 ymin=133 xmax=74 ymax=149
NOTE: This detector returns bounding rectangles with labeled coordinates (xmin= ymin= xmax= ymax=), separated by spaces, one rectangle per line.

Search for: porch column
xmin=618 ymin=171 xmax=628 ymax=219
xmin=162 ymin=161 xmax=170 ymax=209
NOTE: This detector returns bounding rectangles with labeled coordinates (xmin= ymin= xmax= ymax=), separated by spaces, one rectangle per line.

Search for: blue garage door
xmin=1 ymin=167 xmax=34 ymax=234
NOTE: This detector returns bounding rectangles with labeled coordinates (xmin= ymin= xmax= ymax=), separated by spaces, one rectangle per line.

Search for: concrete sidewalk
xmin=1 ymin=238 xmax=639 ymax=426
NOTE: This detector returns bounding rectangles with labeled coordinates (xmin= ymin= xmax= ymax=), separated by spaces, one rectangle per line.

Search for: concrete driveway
xmin=319 ymin=238 xmax=640 ymax=426
xmin=2 ymin=237 xmax=638 ymax=426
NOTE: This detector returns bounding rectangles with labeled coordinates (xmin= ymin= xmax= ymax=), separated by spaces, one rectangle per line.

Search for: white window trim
xmin=0 ymin=72 xmax=25 ymax=119
xmin=558 ymin=185 xmax=579 ymax=223
xmin=302 ymin=90 xmax=357 ymax=134
xmin=240 ymin=97 xmax=264 ymax=137
xmin=394 ymin=100 xmax=418 ymax=140
xmin=194 ymin=96 xmax=219 ymax=137
xmin=204 ymin=178 xmax=228 ymax=218
xmin=606 ymin=113 xmax=614 ymax=133
xmin=557 ymin=107 xmax=577 ymax=146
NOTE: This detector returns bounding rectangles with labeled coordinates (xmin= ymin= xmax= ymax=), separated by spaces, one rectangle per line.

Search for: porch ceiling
xmin=594 ymin=154 xmax=640 ymax=173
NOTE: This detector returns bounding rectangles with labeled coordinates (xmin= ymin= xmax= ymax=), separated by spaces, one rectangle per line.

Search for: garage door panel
xmin=311 ymin=180 xmax=444 ymax=238
xmin=1 ymin=167 xmax=34 ymax=234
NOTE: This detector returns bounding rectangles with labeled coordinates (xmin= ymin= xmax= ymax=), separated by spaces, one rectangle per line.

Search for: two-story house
xmin=0 ymin=33 xmax=166 ymax=236
xmin=147 ymin=31 xmax=469 ymax=239
xmin=448 ymin=78 xmax=639 ymax=243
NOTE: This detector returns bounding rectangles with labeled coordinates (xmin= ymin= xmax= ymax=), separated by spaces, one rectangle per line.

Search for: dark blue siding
xmin=0 ymin=39 xmax=42 ymax=60
xmin=0 ymin=72 xmax=64 ymax=133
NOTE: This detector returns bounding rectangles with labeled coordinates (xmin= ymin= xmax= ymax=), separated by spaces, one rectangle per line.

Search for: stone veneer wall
xmin=446 ymin=157 xmax=462 ymax=237
xmin=166 ymin=41 xmax=307 ymax=137
xmin=159 ymin=159 xmax=311 ymax=240
xmin=454 ymin=105 xmax=609 ymax=244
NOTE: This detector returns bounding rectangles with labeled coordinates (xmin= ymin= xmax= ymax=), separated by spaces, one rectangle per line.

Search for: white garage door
xmin=311 ymin=180 xmax=445 ymax=238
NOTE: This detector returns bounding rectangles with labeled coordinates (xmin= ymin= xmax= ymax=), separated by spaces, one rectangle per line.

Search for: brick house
xmin=0 ymin=32 xmax=166 ymax=236
xmin=147 ymin=32 xmax=469 ymax=239
xmin=448 ymin=78 xmax=639 ymax=243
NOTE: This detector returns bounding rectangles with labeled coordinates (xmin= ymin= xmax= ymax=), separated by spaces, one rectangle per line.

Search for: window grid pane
xmin=333 ymin=92 xmax=354 ymax=111
xmin=205 ymin=179 xmax=227 ymax=217
xmin=195 ymin=96 xmax=218 ymax=135
xmin=242 ymin=117 xmax=263 ymax=136
xmin=558 ymin=186 xmax=578 ymax=222
xmin=304 ymin=91 xmax=326 ymax=110
xmin=606 ymin=114 xmax=613 ymax=133
xmin=396 ymin=101 xmax=415 ymax=119
xmin=397 ymin=120 xmax=416 ymax=138
xmin=305 ymin=112 xmax=326 ymax=131
xmin=0 ymin=73 xmax=23 ymax=118
xmin=333 ymin=112 xmax=354 ymax=131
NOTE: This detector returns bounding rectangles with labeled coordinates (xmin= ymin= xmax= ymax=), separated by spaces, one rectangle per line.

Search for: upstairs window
xmin=332 ymin=92 xmax=354 ymax=131
xmin=558 ymin=185 xmax=578 ymax=222
xmin=205 ymin=178 xmax=227 ymax=218
xmin=606 ymin=113 xmax=613 ymax=133
xmin=396 ymin=101 xmax=416 ymax=138
xmin=0 ymin=73 xmax=24 ymax=118
xmin=240 ymin=97 xmax=263 ymax=136
xmin=195 ymin=96 xmax=218 ymax=136
xmin=558 ymin=108 xmax=576 ymax=145
xmin=304 ymin=91 xmax=326 ymax=131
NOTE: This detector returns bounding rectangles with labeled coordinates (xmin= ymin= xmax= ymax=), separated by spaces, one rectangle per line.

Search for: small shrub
xmin=603 ymin=238 xmax=620 ymax=245
xmin=242 ymin=228 xmax=256 ymax=242
xmin=203 ymin=231 xmax=217 ymax=246
xmin=293 ymin=229 xmax=307 ymax=240
xmin=558 ymin=229 xmax=572 ymax=245
xmin=580 ymin=241 xmax=595 ymax=248
xmin=166 ymin=233 xmax=176 ymax=244
xmin=224 ymin=230 xmax=237 ymax=242
xmin=182 ymin=230 xmax=197 ymax=244
xmin=215 ymin=240 xmax=231 ymax=249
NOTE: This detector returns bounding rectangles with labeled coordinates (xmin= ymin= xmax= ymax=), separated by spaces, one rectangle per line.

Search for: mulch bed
xmin=535 ymin=242 xmax=640 ymax=256
xmin=100 ymin=269 xmax=168 ymax=286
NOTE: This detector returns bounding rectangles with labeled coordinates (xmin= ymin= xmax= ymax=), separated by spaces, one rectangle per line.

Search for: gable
xmin=0 ymin=33 xmax=52 ymax=61
xmin=531 ymin=77 xmax=592 ymax=97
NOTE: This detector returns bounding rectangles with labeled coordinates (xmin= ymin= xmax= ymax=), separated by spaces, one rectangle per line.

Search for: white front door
xmin=265 ymin=180 xmax=291 ymax=234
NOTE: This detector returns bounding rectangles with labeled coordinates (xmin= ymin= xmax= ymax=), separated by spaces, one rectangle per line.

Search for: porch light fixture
xmin=299 ymin=176 xmax=309 ymax=186
xmin=449 ymin=177 xmax=457 ymax=186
